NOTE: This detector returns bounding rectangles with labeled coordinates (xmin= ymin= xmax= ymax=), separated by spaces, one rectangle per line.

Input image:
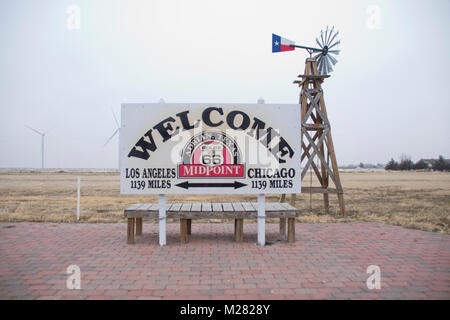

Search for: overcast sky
xmin=0 ymin=0 xmax=449 ymax=168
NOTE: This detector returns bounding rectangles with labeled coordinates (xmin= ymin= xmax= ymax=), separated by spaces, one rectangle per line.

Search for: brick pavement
xmin=0 ymin=222 xmax=449 ymax=300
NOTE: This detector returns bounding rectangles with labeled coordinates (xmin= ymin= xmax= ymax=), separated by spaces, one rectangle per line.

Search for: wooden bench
xmin=124 ymin=202 xmax=299 ymax=245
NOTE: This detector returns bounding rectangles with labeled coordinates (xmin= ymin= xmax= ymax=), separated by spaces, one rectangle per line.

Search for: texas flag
xmin=272 ymin=34 xmax=295 ymax=53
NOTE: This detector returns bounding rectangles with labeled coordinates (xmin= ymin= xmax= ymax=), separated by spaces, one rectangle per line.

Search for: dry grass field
xmin=0 ymin=170 xmax=449 ymax=234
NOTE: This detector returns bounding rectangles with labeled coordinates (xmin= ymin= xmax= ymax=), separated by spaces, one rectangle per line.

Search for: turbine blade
xmin=319 ymin=58 xmax=325 ymax=75
xmin=324 ymin=56 xmax=330 ymax=74
xmin=327 ymin=29 xmax=339 ymax=47
xmin=25 ymin=125 xmax=43 ymax=135
xmin=316 ymin=56 xmax=323 ymax=72
xmin=324 ymin=26 xmax=329 ymax=46
xmin=327 ymin=53 xmax=338 ymax=65
xmin=103 ymin=128 xmax=119 ymax=147
xmin=320 ymin=30 xmax=325 ymax=48
xmin=316 ymin=37 xmax=323 ymax=49
xmin=326 ymin=26 xmax=335 ymax=46
xmin=313 ymin=52 xmax=322 ymax=60
xmin=326 ymin=56 xmax=333 ymax=73
xmin=328 ymin=50 xmax=340 ymax=55
xmin=328 ymin=40 xmax=340 ymax=50
xmin=111 ymin=108 xmax=120 ymax=128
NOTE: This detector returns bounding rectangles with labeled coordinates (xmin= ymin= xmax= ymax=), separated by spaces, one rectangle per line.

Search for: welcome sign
xmin=120 ymin=103 xmax=301 ymax=194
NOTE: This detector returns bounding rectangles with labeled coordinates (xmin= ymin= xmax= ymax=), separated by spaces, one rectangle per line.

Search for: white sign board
xmin=120 ymin=103 xmax=301 ymax=194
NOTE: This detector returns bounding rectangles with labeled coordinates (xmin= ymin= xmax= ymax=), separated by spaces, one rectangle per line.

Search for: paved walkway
xmin=0 ymin=222 xmax=449 ymax=300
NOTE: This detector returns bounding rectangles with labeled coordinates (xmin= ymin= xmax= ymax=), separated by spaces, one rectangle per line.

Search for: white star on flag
xmin=274 ymin=41 xmax=279 ymax=46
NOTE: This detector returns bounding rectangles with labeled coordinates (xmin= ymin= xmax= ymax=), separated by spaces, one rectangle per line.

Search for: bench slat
xmin=125 ymin=201 xmax=299 ymax=219
xmin=150 ymin=203 xmax=160 ymax=211
xmin=242 ymin=202 xmax=254 ymax=211
xmin=125 ymin=203 xmax=148 ymax=211
xmin=126 ymin=203 xmax=143 ymax=211
xmin=222 ymin=203 xmax=234 ymax=212
xmin=212 ymin=203 xmax=223 ymax=212
xmin=232 ymin=202 xmax=244 ymax=212
xmin=267 ymin=202 xmax=279 ymax=211
xmin=140 ymin=203 xmax=152 ymax=211
xmin=169 ymin=203 xmax=183 ymax=212
xmin=180 ymin=203 xmax=192 ymax=212
xmin=279 ymin=202 xmax=297 ymax=211
xmin=202 ymin=203 xmax=212 ymax=212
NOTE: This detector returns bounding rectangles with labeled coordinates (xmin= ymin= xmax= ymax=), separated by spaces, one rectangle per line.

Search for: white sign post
xmin=257 ymin=194 xmax=266 ymax=245
xmin=158 ymin=194 xmax=166 ymax=246
xmin=120 ymin=103 xmax=301 ymax=245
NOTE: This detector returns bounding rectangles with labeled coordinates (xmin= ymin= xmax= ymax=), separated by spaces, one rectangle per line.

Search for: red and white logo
xmin=178 ymin=131 xmax=244 ymax=178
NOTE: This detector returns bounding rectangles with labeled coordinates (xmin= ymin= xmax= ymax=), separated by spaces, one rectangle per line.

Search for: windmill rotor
xmin=272 ymin=26 xmax=341 ymax=75
xmin=314 ymin=26 xmax=341 ymax=75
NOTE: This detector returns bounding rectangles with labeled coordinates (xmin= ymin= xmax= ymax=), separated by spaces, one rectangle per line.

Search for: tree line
xmin=385 ymin=155 xmax=450 ymax=171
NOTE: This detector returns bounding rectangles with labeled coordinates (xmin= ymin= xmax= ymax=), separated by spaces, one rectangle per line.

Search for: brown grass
xmin=0 ymin=170 xmax=449 ymax=234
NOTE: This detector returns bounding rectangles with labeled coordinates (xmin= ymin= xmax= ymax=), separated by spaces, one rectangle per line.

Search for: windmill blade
xmin=323 ymin=56 xmax=329 ymax=75
xmin=313 ymin=52 xmax=322 ymax=60
xmin=328 ymin=40 xmax=340 ymax=50
xmin=320 ymin=30 xmax=325 ymax=48
xmin=327 ymin=29 xmax=339 ymax=47
xmin=319 ymin=58 xmax=325 ymax=75
xmin=103 ymin=128 xmax=119 ymax=147
xmin=317 ymin=56 xmax=323 ymax=74
xmin=324 ymin=26 xmax=329 ymax=47
xmin=315 ymin=37 xmax=323 ymax=49
xmin=111 ymin=108 xmax=120 ymax=128
xmin=327 ymin=53 xmax=338 ymax=65
xmin=328 ymin=49 xmax=340 ymax=55
xmin=25 ymin=125 xmax=43 ymax=135
xmin=316 ymin=55 xmax=323 ymax=71
xmin=326 ymin=26 xmax=335 ymax=46
xmin=324 ymin=55 xmax=331 ymax=74
xmin=325 ymin=56 xmax=333 ymax=73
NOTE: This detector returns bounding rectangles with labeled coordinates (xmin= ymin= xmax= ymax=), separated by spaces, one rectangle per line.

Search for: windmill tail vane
xmin=272 ymin=26 xmax=341 ymax=75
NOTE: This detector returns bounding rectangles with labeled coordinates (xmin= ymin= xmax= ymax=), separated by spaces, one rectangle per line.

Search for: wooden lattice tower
xmin=280 ymin=58 xmax=345 ymax=216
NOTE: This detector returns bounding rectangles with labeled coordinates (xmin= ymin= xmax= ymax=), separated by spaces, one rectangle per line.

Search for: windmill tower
xmin=273 ymin=27 xmax=345 ymax=215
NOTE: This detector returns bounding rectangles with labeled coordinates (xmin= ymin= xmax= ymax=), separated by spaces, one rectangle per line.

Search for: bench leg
xmin=235 ymin=218 xmax=244 ymax=243
xmin=127 ymin=218 xmax=135 ymax=244
xmin=180 ymin=219 xmax=189 ymax=244
xmin=135 ymin=218 xmax=143 ymax=236
xmin=279 ymin=217 xmax=286 ymax=239
xmin=288 ymin=218 xmax=295 ymax=243
xmin=187 ymin=219 xmax=191 ymax=235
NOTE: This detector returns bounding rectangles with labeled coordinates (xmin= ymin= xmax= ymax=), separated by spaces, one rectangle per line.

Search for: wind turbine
xmin=26 ymin=125 xmax=49 ymax=169
xmin=104 ymin=108 xmax=120 ymax=147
